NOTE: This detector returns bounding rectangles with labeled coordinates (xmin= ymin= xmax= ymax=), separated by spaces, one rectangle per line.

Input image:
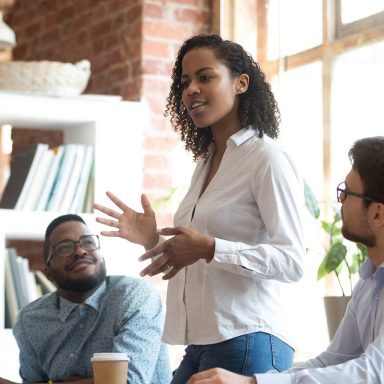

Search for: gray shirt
xmin=13 ymin=275 xmax=172 ymax=384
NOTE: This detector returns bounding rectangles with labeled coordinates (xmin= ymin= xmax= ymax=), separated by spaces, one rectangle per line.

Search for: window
xmin=216 ymin=0 xmax=384 ymax=361
xmin=260 ymin=1 xmax=384 ymax=206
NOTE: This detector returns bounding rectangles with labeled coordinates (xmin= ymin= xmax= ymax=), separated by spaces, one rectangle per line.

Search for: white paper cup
xmin=91 ymin=353 xmax=130 ymax=384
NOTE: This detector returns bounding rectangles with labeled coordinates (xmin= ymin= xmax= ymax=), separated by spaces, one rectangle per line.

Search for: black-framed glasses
xmin=336 ymin=182 xmax=375 ymax=203
xmin=47 ymin=235 xmax=100 ymax=265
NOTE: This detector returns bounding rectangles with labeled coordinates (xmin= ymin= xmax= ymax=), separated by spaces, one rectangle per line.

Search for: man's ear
xmin=370 ymin=202 xmax=384 ymax=229
xmin=235 ymin=73 xmax=249 ymax=94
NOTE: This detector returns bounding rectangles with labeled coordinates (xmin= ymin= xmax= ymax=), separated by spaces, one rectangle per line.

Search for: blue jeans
xmin=170 ymin=332 xmax=294 ymax=384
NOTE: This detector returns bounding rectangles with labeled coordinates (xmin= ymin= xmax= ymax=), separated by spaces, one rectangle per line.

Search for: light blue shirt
xmin=13 ymin=276 xmax=172 ymax=384
xmin=256 ymin=259 xmax=384 ymax=383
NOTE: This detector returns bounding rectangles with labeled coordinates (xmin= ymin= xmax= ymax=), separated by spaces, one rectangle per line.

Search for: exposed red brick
xmin=142 ymin=40 xmax=170 ymax=58
xmin=144 ymin=135 xmax=178 ymax=151
xmin=174 ymin=8 xmax=209 ymax=24
xmin=150 ymin=117 xmax=172 ymax=133
xmin=166 ymin=0 xmax=200 ymax=5
xmin=92 ymin=19 xmax=112 ymax=37
xmin=143 ymin=2 xmax=164 ymax=19
xmin=141 ymin=58 xmax=174 ymax=76
xmin=142 ymin=20 xmax=184 ymax=39
xmin=143 ymin=173 xmax=172 ymax=190
xmin=142 ymin=77 xmax=170 ymax=95
xmin=124 ymin=4 xmax=142 ymax=23
xmin=59 ymin=5 xmax=76 ymax=20
xmin=108 ymin=0 xmax=139 ymax=13
xmin=144 ymin=154 xmax=171 ymax=169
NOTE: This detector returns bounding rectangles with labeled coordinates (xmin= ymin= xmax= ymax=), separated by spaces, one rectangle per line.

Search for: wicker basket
xmin=0 ymin=59 xmax=91 ymax=96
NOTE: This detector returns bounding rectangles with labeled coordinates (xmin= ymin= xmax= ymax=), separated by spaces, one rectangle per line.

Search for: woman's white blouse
xmin=162 ymin=127 xmax=305 ymax=346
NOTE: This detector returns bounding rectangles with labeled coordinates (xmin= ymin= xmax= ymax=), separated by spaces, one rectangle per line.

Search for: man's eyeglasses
xmin=47 ymin=235 xmax=100 ymax=265
xmin=336 ymin=182 xmax=375 ymax=203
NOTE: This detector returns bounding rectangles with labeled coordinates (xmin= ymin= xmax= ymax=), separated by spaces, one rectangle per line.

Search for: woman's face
xmin=180 ymin=47 xmax=247 ymax=131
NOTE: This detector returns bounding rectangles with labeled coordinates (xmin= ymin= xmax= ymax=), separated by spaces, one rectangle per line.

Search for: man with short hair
xmin=187 ymin=136 xmax=384 ymax=383
xmin=1 ymin=214 xmax=171 ymax=384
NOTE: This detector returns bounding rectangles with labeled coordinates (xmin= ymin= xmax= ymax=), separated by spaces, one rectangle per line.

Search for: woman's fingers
xmin=139 ymin=253 xmax=168 ymax=277
xmin=162 ymin=266 xmax=181 ymax=280
xmin=139 ymin=242 xmax=166 ymax=262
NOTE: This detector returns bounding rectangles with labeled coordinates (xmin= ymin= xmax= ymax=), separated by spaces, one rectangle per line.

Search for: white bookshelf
xmin=0 ymin=91 xmax=150 ymax=330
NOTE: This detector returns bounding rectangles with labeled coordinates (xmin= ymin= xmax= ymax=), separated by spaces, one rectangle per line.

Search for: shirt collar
xmin=228 ymin=126 xmax=258 ymax=147
xmin=207 ymin=126 xmax=258 ymax=155
xmin=58 ymin=280 xmax=107 ymax=322
xmin=359 ymin=259 xmax=384 ymax=283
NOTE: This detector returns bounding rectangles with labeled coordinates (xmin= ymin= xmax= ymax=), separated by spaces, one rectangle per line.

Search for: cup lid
xmin=91 ymin=352 xmax=130 ymax=361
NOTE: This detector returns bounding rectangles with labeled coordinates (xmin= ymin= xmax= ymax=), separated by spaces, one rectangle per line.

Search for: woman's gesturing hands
xmin=94 ymin=191 xmax=215 ymax=279
xmin=94 ymin=192 xmax=159 ymax=250
xmin=139 ymin=226 xmax=215 ymax=280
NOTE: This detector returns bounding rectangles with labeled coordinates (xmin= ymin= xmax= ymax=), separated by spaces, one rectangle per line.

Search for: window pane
xmin=271 ymin=63 xmax=327 ymax=362
xmin=341 ymin=0 xmax=384 ymax=23
xmin=272 ymin=62 xmax=323 ymax=198
xmin=330 ymin=41 xmax=384 ymax=193
xmin=267 ymin=0 xmax=322 ymax=59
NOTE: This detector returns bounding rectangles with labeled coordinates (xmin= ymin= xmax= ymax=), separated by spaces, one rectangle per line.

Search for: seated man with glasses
xmin=187 ymin=136 xmax=384 ymax=384
xmin=5 ymin=214 xmax=171 ymax=384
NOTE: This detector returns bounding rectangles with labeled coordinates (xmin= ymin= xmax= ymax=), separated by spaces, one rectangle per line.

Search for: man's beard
xmin=342 ymin=226 xmax=375 ymax=248
xmin=52 ymin=260 xmax=107 ymax=292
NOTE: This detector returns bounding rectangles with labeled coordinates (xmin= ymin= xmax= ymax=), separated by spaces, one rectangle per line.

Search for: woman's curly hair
xmin=165 ymin=34 xmax=280 ymax=161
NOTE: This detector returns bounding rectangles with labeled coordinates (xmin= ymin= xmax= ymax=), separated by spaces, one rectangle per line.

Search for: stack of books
xmin=0 ymin=143 xmax=94 ymax=213
xmin=4 ymin=248 xmax=55 ymax=328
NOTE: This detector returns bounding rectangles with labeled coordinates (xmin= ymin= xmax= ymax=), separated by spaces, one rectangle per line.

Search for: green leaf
xmin=317 ymin=242 xmax=347 ymax=280
xmin=321 ymin=221 xmax=333 ymax=235
xmin=151 ymin=187 xmax=177 ymax=212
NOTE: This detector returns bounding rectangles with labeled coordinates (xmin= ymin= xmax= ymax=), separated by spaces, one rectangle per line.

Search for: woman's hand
xmin=94 ymin=192 xmax=159 ymax=249
xmin=139 ymin=226 xmax=215 ymax=279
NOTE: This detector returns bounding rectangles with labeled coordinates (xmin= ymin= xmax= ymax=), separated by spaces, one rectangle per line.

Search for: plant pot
xmin=323 ymin=296 xmax=351 ymax=340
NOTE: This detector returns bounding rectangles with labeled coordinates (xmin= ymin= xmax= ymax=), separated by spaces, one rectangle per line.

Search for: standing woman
xmin=94 ymin=34 xmax=305 ymax=383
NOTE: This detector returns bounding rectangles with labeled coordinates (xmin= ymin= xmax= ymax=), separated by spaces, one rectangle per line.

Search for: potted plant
xmin=304 ymin=182 xmax=368 ymax=339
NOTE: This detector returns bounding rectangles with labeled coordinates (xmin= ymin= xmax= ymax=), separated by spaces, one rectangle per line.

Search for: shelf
xmin=0 ymin=91 xmax=150 ymax=330
xmin=0 ymin=209 xmax=96 ymax=240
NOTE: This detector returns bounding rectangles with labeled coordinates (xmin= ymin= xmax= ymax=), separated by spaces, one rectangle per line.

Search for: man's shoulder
xmin=16 ymin=292 xmax=57 ymax=327
xmin=106 ymin=275 xmax=159 ymax=296
xmin=20 ymin=292 xmax=56 ymax=313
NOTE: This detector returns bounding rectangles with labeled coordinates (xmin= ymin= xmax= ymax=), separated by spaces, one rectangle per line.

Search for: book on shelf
xmin=69 ymin=145 xmax=94 ymax=213
xmin=6 ymin=248 xmax=29 ymax=310
xmin=0 ymin=141 xmax=94 ymax=212
xmin=14 ymin=144 xmax=49 ymax=210
xmin=46 ymin=144 xmax=78 ymax=211
xmin=82 ymin=161 xmax=95 ymax=213
xmin=35 ymin=146 xmax=65 ymax=211
xmin=34 ymin=270 xmax=56 ymax=294
xmin=0 ymin=144 xmax=42 ymax=209
xmin=21 ymin=147 xmax=55 ymax=211
xmin=3 ymin=248 xmax=56 ymax=327
xmin=17 ymin=257 xmax=39 ymax=303
xmin=4 ymin=250 xmax=19 ymax=327
xmin=59 ymin=144 xmax=86 ymax=212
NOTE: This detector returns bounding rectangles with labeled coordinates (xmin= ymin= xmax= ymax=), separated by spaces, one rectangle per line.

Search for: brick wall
xmin=141 ymin=1 xmax=210 ymax=225
xmin=7 ymin=0 xmax=143 ymax=99
xmin=6 ymin=0 xmax=211 ymax=226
